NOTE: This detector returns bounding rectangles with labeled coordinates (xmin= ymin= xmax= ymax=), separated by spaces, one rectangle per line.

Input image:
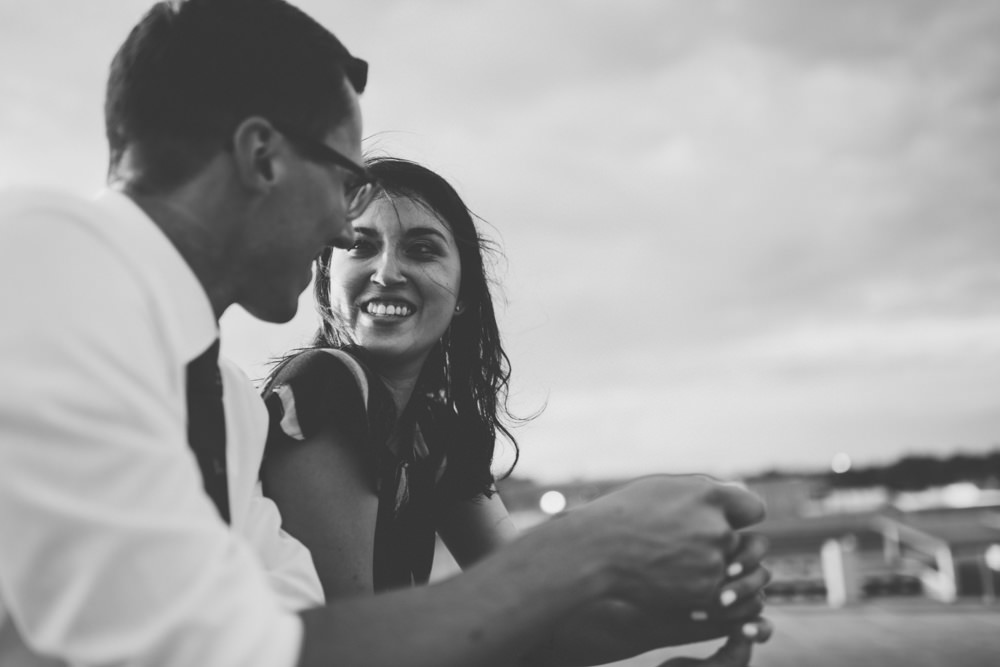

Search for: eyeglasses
xmin=275 ymin=125 xmax=379 ymax=220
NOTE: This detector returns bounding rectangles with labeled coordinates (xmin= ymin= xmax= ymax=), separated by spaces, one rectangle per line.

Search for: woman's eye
xmin=408 ymin=241 xmax=438 ymax=258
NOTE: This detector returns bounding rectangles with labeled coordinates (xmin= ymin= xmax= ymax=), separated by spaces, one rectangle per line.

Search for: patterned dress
xmin=262 ymin=348 xmax=449 ymax=591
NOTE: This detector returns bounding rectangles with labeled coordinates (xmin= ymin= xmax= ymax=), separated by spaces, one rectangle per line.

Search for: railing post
xmin=822 ymin=535 xmax=861 ymax=607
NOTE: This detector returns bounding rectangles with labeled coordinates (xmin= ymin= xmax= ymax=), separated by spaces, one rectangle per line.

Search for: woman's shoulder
xmin=270 ymin=347 xmax=369 ymax=391
xmin=264 ymin=347 xmax=373 ymax=443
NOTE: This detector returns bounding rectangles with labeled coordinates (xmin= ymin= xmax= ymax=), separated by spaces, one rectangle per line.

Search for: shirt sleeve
xmin=0 ymin=204 xmax=302 ymax=666
xmin=219 ymin=358 xmax=326 ymax=611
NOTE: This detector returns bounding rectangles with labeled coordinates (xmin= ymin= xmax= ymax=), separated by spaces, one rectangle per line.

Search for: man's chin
xmin=241 ymin=299 xmax=299 ymax=325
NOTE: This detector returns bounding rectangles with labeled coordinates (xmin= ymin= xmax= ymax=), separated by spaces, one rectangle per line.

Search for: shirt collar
xmin=93 ymin=188 xmax=218 ymax=363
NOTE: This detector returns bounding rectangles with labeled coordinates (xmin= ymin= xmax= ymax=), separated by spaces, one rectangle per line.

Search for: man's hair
xmin=105 ymin=0 xmax=367 ymax=193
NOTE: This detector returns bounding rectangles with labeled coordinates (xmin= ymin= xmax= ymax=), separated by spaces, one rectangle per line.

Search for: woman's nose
xmin=370 ymin=250 xmax=405 ymax=286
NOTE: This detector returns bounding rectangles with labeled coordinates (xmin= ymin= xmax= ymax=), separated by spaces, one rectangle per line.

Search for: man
xmin=0 ymin=1 xmax=771 ymax=665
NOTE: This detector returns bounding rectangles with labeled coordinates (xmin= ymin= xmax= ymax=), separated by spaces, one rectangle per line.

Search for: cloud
xmin=3 ymin=0 xmax=998 ymax=481
xmin=470 ymin=2 xmax=1000 ymax=480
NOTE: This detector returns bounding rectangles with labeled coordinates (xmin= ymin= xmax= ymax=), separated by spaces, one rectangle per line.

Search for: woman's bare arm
xmin=436 ymin=490 xmax=519 ymax=569
xmin=261 ymin=424 xmax=378 ymax=599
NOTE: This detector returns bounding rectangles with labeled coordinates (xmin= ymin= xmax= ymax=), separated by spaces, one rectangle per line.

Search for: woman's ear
xmin=453 ymin=301 xmax=466 ymax=316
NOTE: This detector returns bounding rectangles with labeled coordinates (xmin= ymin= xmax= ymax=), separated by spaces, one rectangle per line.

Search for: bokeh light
xmin=539 ymin=490 xmax=567 ymax=515
xmin=831 ymin=452 xmax=852 ymax=474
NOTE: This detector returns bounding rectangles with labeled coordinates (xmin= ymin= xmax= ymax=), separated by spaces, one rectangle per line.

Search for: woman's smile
xmin=360 ymin=298 xmax=416 ymax=319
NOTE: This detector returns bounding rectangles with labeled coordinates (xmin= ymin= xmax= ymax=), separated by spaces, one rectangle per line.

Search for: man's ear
xmin=230 ymin=117 xmax=282 ymax=191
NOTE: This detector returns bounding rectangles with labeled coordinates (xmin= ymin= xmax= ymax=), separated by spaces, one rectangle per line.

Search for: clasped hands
xmin=539 ymin=475 xmax=773 ymax=667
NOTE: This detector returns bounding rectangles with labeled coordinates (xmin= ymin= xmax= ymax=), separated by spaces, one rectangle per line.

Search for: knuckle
xmin=738 ymin=598 xmax=765 ymax=618
xmin=691 ymin=575 xmax=720 ymax=605
xmin=700 ymin=478 xmax=723 ymax=502
xmin=745 ymin=532 xmax=770 ymax=556
xmin=701 ymin=549 xmax=727 ymax=576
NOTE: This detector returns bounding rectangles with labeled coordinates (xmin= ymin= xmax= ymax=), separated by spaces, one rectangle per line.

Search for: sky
xmin=2 ymin=0 xmax=998 ymax=483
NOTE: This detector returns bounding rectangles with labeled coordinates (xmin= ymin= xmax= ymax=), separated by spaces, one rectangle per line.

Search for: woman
xmin=259 ymin=159 xmax=772 ymax=656
xmin=261 ymin=157 xmax=521 ymax=598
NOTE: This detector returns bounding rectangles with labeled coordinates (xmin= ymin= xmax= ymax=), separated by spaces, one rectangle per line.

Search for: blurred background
xmin=2 ymin=1 xmax=998 ymax=663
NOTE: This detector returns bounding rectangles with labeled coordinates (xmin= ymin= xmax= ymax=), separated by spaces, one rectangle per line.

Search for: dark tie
xmin=186 ymin=339 xmax=230 ymax=523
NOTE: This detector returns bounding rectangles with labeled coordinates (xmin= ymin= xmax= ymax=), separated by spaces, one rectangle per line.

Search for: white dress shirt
xmin=221 ymin=357 xmax=325 ymax=610
xmin=0 ymin=188 xmax=304 ymax=666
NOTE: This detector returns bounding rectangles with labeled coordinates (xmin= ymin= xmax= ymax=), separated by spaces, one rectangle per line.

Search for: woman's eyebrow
xmin=404 ymin=226 xmax=449 ymax=241
xmin=352 ymin=225 xmax=450 ymax=242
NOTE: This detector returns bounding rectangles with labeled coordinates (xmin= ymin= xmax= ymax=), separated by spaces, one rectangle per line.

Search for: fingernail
xmin=690 ymin=609 xmax=709 ymax=622
xmin=726 ymin=562 xmax=743 ymax=578
xmin=741 ymin=623 xmax=759 ymax=638
xmin=720 ymin=589 xmax=737 ymax=607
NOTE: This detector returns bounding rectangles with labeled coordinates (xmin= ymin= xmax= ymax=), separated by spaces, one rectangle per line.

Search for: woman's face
xmin=326 ymin=195 xmax=463 ymax=370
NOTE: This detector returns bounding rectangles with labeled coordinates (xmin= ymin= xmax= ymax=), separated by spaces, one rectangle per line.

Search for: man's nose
xmin=329 ymin=223 xmax=356 ymax=250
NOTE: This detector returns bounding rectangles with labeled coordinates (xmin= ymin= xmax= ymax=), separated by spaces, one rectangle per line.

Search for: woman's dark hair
xmin=297 ymin=157 xmax=522 ymax=496
xmin=104 ymin=0 xmax=367 ymax=193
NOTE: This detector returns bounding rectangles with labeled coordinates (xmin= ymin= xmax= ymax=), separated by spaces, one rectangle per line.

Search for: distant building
xmin=497 ymin=473 xmax=1000 ymax=604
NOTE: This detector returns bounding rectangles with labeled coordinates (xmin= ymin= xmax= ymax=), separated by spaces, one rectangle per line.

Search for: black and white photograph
xmin=2 ymin=1 xmax=998 ymax=665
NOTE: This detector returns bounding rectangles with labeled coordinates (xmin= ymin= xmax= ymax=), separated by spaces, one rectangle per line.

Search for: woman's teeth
xmin=364 ymin=302 xmax=413 ymax=317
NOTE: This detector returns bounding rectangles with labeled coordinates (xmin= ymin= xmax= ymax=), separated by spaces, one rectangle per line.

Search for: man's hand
xmin=552 ymin=475 xmax=766 ymax=613
xmin=687 ymin=532 xmax=770 ymax=622
xmin=542 ymin=531 xmax=770 ymax=665
xmin=514 ymin=477 xmax=770 ymax=667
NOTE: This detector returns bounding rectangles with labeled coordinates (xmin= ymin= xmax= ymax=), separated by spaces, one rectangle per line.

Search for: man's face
xmin=236 ymin=85 xmax=364 ymax=324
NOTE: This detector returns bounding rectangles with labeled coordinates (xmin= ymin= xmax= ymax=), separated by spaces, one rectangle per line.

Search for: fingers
xmin=737 ymin=616 xmax=774 ymax=644
xmin=690 ymin=533 xmax=770 ymax=623
xmin=724 ymin=533 xmax=769 ymax=578
xmin=655 ymin=634 xmax=754 ymax=667
xmin=686 ymin=545 xmax=769 ymax=623
xmin=687 ymin=589 xmax=764 ymax=632
xmin=584 ymin=476 xmax=767 ymax=615
xmin=708 ymin=532 xmax=769 ymax=619
xmin=712 ymin=484 xmax=765 ymax=530
xmin=711 ymin=591 xmax=764 ymax=622
xmin=718 ymin=565 xmax=771 ymax=611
